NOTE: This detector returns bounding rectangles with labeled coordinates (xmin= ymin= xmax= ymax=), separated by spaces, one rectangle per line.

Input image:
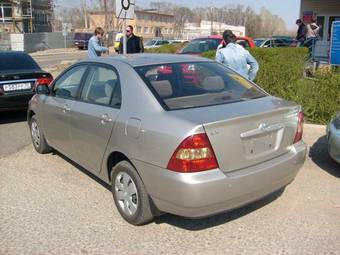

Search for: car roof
xmin=0 ymin=51 xmax=29 ymax=57
xmin=82 ymin=54 xmax=212 ymax=67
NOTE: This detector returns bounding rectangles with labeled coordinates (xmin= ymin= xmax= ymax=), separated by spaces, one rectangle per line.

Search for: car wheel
xmin=30 ymin=115 xmax=52 ymax=154
xmin=111 ymin=161 xmax=154 ymax=225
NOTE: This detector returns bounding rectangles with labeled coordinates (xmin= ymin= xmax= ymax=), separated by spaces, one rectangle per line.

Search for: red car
xmin=178 ymin=35 xmax=256 ymax=55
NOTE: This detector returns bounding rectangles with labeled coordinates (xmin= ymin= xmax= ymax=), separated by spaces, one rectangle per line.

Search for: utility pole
xmin=82 ymin=0 xmax=88 ymax=29
xmin=103 ymin=0 xmax=108 ymax=30
xmin=210 ymin=0 xmax=214 ymax=35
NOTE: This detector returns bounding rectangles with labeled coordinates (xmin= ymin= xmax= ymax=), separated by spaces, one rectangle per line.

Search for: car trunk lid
xmin=169 ymin=96 xmax=301 ymax=173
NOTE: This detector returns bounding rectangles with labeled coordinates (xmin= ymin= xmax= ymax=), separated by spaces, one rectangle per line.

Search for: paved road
xmin=0 ymin=116 xmax=339 ymax=254
xmin=31 ymin=50 xmax=87 ymax=69
xmin=0 ymin=111 xmax=30 ymax=158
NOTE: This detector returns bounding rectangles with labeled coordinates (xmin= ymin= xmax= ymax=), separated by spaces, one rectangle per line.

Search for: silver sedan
xmin=28 ymin=54 xmax=307 ymax=225
xmin=327 ymin=112 xmax=340 ymax=163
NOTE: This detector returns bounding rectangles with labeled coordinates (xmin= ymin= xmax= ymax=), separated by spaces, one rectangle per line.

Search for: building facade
xmin=183 ymin=20 xmax=246 ymax=40
xmin=89 ymin=10 xmax=175 ymax=40
xmin=0 ymin=0 xmax=53 ymax=33
xmin=300 ymin=0 xmax=340 ymax=40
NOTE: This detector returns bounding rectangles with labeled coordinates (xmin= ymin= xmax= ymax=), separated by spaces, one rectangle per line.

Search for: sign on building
xmin=303 ymin=11 xmax=314 ymax=24
xmin=116 ymin=0 xmax=135 ymax=19
xmin=330 ymin=21 xmax=340 ymax=65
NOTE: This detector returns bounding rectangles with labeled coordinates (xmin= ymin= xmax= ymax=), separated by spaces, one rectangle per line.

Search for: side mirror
xmin=36 ymin=84 xmax=50 ymax=95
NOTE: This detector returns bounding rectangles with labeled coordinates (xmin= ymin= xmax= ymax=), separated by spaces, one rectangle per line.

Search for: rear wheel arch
xmin=27 ymin=110 xmax=35 ymax=122
xmin=107 ymin=151 xmax=132 ymax=182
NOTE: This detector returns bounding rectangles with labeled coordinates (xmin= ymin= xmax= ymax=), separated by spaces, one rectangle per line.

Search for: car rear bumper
xmin=133 ymin=141 xmax=307 ymax=218
xmin=327 ymin=121 xmax=340 ymax=163
xmin=0 ymin=92 xmax=34 ymax=112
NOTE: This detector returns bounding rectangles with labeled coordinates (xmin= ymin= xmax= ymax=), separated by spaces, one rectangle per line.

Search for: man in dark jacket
xmin=119 ymin=25 xmax=144 ymax=54
xmin=296 ymin=19 xmax=307 ymax=46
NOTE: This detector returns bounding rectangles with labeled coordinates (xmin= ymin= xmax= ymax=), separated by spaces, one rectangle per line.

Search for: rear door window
xmin=80 ymin=65 xmax=121 ymax=108
xmin=135 ymin=62 xmax=266 ymax=110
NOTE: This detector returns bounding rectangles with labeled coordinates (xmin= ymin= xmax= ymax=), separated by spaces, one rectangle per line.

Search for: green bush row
xmin=144 ymin=43 xmax=186 ymax=54
xmin=144 ymin=45 xmax=339 ymax=124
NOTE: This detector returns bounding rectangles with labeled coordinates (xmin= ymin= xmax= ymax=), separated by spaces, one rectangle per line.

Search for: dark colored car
xmin=178 ymin=35 xmax=256 ymax=55
xmin=0 ymin=51 xmax=53 ymax=112
xmin=74 ymin=32 xmax=93 ymax=50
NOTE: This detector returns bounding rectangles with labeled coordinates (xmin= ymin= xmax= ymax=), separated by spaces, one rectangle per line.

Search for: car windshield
xmin=135 ymin=62 xmax=266 ymax=110
xmin=254 ymin=39 xmax=265 ymax=47
xmin=145 ymin=40 xmax=157 ymax=46
xmin=0 ymin=53 xmax=40 ymax=71
xmin=180 ymin=39 xmax=221 ymax=53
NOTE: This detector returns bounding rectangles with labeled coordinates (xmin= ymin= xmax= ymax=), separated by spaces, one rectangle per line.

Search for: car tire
xmin=111 ymin=160 xmax=154 ymax=225
xmin=30 ymin=115 xmax=52 ymax=154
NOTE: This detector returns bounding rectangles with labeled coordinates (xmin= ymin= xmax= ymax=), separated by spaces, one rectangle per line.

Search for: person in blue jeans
xmin=216 ymin=30 xmax=259 ymax=81
xmin=88 ymin=27 xmax=109 ymax=58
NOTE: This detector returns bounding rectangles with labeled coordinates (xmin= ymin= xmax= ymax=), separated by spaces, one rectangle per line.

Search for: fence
xmin=0 ymin=33 xmax=11 ymax=51
xmin=0 ymin=32 xmax=75 ymax=52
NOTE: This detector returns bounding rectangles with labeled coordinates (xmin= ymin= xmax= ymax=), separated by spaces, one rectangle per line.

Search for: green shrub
xmin=144 ymin=42 xmax=187 ymax=54
xmin=292 ymin=72 xmax=340 ymax=124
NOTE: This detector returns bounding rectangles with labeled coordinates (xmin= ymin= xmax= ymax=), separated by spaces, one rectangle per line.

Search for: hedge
xmin=144 ymin=43 xmax=187 ymax=54
xmin=145 ymin=45 xmax=339 ymax=124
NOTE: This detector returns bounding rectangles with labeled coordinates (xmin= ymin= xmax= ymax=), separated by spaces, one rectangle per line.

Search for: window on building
xmin=144 ymin=27 xmax=149 ymax=33
xmin=0 ymin=4 xmax=12 ymax=20
xmin=137 ymin=26 xmax=141 ymax=33
xmin=316 ymin=16 xmax=325 ymax=40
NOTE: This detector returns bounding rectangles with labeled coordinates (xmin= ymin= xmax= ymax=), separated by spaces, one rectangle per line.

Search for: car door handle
xmin=100 ymin=114 xmax=113 ymax=124
xmin=62 ymin=104 xmax=71 ymax=113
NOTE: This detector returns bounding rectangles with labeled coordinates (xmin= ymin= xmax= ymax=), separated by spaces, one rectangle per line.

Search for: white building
xmin=183 ymin=20 xmax=246 ymax=40
xmin=300 ymin=0 xmax=340 ymax=41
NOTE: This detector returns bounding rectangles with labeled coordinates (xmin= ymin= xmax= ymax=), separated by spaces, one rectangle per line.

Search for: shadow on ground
xmin=155 ymin=188 xmax=285 ymax=230
xmin=309 ymin=135 xmax=340 ymax=178
xmin=0 ymin=110 xmax=27 ymax=124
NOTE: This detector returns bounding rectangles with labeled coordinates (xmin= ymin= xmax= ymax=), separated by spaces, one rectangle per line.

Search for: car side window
xmin=53 ymin=65 xmax=87 ymax=99
xmin=80 ymin=65 xmax=121 ymax=107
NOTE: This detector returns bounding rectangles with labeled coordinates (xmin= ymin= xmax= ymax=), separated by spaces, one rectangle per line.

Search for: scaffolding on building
xmin=0 ymin=0 xmax=54 ymax=33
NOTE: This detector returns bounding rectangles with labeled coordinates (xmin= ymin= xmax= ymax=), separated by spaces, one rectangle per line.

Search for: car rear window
xmin=180 ymin=39 xmax=221 ymax=54
xmin=135 ymin=62 xmax=266 ymax=110
xmin=0 ymin=53 xmax=40 ymax=71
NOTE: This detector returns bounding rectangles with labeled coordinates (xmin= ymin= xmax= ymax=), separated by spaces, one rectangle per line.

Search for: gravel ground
xmin=0 ymin=125 xmax=339 ymax=255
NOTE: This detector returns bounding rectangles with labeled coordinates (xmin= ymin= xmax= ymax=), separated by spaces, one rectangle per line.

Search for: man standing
xmin=216 ymin=30 xmax=259 ymax=81
xmin=88 ymin=27 xmax=109 ymax=58
xmin=119 ymin=25 xmax=144 ymax=54
xmin=296 ymin=19 xmax=307 ymax=46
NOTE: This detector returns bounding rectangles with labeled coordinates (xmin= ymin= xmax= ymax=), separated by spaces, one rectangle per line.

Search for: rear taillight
xmin=167 ymin=133 xmax=219 ymax=173
xmin=35 ymin=77 xmax=53 ymax=87
xmin=293 ymin=112 xmax=304 ymax=144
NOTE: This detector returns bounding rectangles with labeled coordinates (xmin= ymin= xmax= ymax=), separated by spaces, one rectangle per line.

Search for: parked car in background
xmin=327 ymin=112 xmax=340 ymax=163
xmin=144 ymin=39 xmax=170 ymax=49
xmin=254 ymin=38 xmax=290 ymax=48
xmin=28 ymin=54 xmax=306 ymax=225
xmin=178 ymin=35 xmax=256 ymax=55
xmin=0 ymin=51 xmax=53 ymax=112
xmin=74 ymin=32 xmax=93 ymax=50
xmin=169 ymin=39 xmax=189 ymax=44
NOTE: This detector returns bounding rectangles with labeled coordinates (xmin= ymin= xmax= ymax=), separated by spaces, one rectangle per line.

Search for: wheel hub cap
xmin=115 ymin=172 xmax=138 ymax=216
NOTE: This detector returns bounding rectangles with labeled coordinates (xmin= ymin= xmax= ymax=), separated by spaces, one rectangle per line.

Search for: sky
xmin=58 ymin=0 xmax=301 ymax=30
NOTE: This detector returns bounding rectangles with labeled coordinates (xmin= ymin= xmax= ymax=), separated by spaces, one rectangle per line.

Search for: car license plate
xmin=3 ymin=83 xmax=31 ymax=92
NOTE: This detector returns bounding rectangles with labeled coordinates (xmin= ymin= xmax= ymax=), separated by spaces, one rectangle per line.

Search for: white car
xmin=144 ymin=39 xmax=170 ymax=49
